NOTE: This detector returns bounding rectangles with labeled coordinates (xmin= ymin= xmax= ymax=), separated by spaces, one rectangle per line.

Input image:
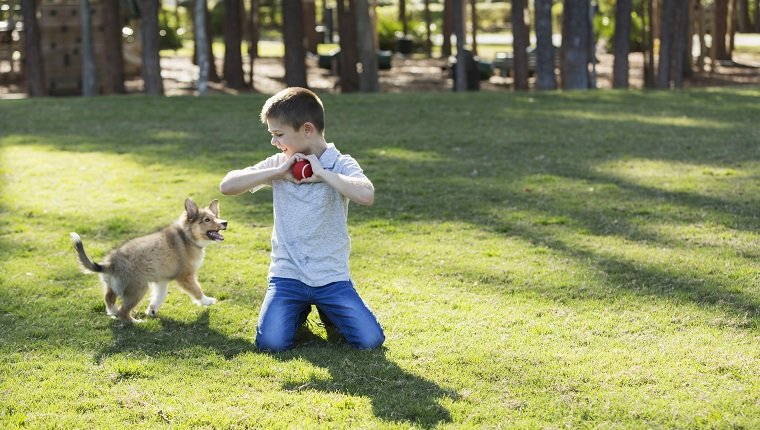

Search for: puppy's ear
xmin=208 ymin=199 xmax=220 ymax=216
xmin=185 ymin=198 xmax=199 ymax=222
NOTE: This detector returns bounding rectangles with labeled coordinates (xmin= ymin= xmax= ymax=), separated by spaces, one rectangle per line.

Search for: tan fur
xmin=71 ymin=198 xmax=227 ymax=323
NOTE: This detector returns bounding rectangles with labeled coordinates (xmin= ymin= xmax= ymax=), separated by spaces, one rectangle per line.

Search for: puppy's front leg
xmin=146 ymin=282 xmax=169 ymax=317
xmin=177 ymin=275 xmax=217 ymax=306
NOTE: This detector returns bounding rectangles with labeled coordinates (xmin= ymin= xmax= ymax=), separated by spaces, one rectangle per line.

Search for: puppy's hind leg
xmin=104 ymin=287 xmax=118 ymax=317
xmin=116 ymin=282 xmax=149 ymax=323
xmin=146 ymin=282 xmax=169 ymax=317
xmin=177 ymin=275 xmax=216 ymax=306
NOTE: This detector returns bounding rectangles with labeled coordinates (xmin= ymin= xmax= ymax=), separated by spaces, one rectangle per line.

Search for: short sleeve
xmin=335 ymin=155 xmax=367 ymax=179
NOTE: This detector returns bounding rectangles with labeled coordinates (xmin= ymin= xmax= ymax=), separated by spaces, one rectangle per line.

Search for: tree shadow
xmin=275 ymin=340 xmax=458 ymax=428
xmin=94 ymin=310 xmax=257 ymax=363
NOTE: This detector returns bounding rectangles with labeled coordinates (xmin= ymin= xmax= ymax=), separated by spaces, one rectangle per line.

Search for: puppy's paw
xmin=200 ymin=296 xmax=217 ymax=306
xmin=146 ymin=305 xmax=159 ymax=317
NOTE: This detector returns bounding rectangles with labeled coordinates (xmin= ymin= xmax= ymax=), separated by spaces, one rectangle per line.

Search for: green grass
xmin=1 ymin=89 xmax=759 ymax=428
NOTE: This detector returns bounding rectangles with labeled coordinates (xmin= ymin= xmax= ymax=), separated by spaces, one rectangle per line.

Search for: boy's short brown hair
xmin=260 ymin=87 xmax=325 ymax=134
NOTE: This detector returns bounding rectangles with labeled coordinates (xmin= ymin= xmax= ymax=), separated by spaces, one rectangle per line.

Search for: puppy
xmin=70 ymin=198 xmax=227 ymax=322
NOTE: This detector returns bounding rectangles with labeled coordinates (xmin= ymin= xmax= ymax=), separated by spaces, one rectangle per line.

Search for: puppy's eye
xmin=203 ymin=217 xmax=210 ymax=223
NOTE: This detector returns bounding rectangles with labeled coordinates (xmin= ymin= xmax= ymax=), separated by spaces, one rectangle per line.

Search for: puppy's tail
xmin=70 ymin=233 xmax=104 ymax=273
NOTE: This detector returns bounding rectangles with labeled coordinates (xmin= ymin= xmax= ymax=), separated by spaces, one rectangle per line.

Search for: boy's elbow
xmin=219 ymin=178 xmax=237 ymax=196
xmin=357 ymin=190 xmax=374 ymax=206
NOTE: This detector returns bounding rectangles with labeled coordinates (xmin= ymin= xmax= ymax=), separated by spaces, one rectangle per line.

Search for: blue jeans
xmin=255 ymin=277 xmax=385 ymax=352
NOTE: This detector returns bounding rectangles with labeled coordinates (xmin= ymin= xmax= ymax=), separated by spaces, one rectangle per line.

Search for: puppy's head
xmin=182 ymin=198 xmax=228 ymax=244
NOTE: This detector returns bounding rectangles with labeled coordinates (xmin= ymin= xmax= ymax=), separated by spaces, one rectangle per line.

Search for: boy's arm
xmin=300 ymin=154 xmax=375 ymax=206
xmin=219 ymin=155 xmax=297 ymax=196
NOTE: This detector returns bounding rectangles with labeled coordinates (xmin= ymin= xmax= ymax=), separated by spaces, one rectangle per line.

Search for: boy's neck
xmin=305 ymin=136 xmax=329 ymax=158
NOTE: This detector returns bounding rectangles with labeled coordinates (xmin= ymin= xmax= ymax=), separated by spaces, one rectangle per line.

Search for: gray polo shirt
xmin=247 ymin=143 xmax=366 ymax=286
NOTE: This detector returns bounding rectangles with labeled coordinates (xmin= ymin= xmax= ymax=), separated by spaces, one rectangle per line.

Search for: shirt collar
xmin=319 ymin=143 xmax=339 ymax=169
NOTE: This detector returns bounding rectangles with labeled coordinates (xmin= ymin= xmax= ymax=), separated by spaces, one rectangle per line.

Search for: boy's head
xmin=260 ymin=87 xmax=325 ymax=136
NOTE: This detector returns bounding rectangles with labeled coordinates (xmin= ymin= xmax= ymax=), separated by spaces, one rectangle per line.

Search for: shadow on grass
xmin=94 ymin=310 xmax=456 ymax=427
xmin=276 ymin=335 xmax=458 ymax=428
xmin=94 ymin=310 xmax=257 ymax=363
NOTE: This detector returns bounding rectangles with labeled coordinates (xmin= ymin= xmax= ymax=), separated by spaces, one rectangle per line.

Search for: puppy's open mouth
xmin=206 ymin=231 xmax=224 ymax=241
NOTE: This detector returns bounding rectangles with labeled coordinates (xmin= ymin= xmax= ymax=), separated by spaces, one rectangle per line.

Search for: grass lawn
xmin=1 ymin=88 xmax=759 ymax=428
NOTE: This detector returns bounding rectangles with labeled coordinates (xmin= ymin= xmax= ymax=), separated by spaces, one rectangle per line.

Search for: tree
xmin=80 ymin=0 xmax=97 ymax=96
xmin=102 ymin=0 xmax=126 ymax=94
xmin=304 ymin=0 xmax=318 ymax=54
xmin=512 ymin=0 xmax=529 ymax=90
xmin=535 ymin=0 xmax=557 ymax=89
xmin=714 ymin=0 xmax=729 ymax=60
xmin=561 ymin=0 xmax=590 ymax=89
xmin=195 ymin=0 xmax=210 ymax=95
xmin=612 ymin=0 xmax=632 ymax=88
xmin=399 ymin=0 xmax=407 ymax=35
xmin=672 ymin=0 xmax=690 ymax=87
xmin=657 ymin=0 xmax=676 ymax=88
xmin=337 ymin=0 xmax=359 ymax=92
xmin=453 ymin=0 xmax=466 ymax=91
xmin=470 ymin=0 xmax=478 ymax=55
xmin=442 ymin=0 xmax=454 ymax=57
xmin=21 ymin=0 xmax=46 ymax=96
xmin=355 ymin=0 xmax=378 ymax=91
xmin=283 ymin=0 xmax=307 ymax=87
xmin=424 ymin=0 xmax=432 ymax=57
xmin=138 ymin=0 xmax=164 ymax=95
xmin=223 ymin=0 xmax=245 ymax=89
xmin=248 ymin=0 xmax=260 ymax=88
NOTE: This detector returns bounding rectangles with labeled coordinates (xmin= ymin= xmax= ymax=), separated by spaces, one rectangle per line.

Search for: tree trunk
xmin=728 ymin=0 xmax=736 ymax=59
xmin=470 ymin=0 xmax=478 ymax=55
xmin=673 ymin=0 xmax=689 ymax=87
xmin=283 ymin=0 xmax=307 ymax=87
xmin=442 ymin=0 xmax=454 ymax=57
xmin=102 ymin=0 xmax=126 ymax=94
xmin=223 ymin=0 xmax=245 ymax=89
xmin=248 ymin=0 xmax=259 ymax=88
xmin=613 ymin=0 xmax=632 ymax=88
xmin=755 ymin=0 xmax=760 ymax=32
xmin=714 ymin=0 xmax=729 ymax=60
xmin=645 ymin=0 xmax=656 ymax=86
xmin=304 ymin=0 xmax=318 ymax=54
xmin=195 ymin=0 xmax=209 ymax=95
xmin=424 ymin=0 xmax=432 ymax=57
xmin=138 ymin=0 xmax=164 ymax=95
xmin=512 ymin=0 xmax=529 ymax=90
xmin=337 ymin=0 xmax=359 ymax=92
xmin=453 ymin=0 xmax=466 ymax=91
xmin=561 ymin=0 xmax=590 ymax=89
xmin=80 ymin=0 xmax=97 ymax=96
xmin=355 ymin=0 xmax=378 ymax=91
xmin=21 ymin=0 xmax=46 ymax=96
xmin=657 ymin=0 xmax=676 ymax=88
xmin=535 ymin=0 xmax=556 ymax=90
xmin=399 ymin=0 xmax=407 ymax=35
xmin=737 ymin=0 xmax=752 ymax=31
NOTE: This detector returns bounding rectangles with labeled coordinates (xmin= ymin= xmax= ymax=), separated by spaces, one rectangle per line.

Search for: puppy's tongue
xmin=207 ymin=231 xmax=224 ymax=241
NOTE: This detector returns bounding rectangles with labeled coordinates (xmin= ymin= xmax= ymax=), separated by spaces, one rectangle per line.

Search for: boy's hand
xmin=297 ymin=154 xmax=325 ymax=184
xmin=278 ymin=152 xmax=304 ymax=182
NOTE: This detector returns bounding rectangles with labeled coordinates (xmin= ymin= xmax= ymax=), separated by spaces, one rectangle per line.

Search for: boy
xmin=220 ymin=87 xmax=385 ymax=352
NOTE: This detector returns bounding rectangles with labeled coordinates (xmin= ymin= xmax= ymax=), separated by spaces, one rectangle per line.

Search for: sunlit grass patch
xmin=1 ymin=89 xmax=759 ymax=428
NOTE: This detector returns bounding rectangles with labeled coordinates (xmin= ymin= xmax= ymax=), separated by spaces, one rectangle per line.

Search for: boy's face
xmin=267 ymin=118 xmax=307 ymax=157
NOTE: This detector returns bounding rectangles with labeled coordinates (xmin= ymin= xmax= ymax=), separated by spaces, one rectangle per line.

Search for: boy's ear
xmin=185 ymin=198 xmax=199 ymax=222
xmin=303 ymin=122 xmax=314 ymax=136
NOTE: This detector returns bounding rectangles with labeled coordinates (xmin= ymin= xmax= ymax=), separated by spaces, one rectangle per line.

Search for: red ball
xmin=292 ymin=160 xmax=313 ymax=181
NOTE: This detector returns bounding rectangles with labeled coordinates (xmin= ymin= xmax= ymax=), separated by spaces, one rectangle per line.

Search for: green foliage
xmin=1 ymin=90 xmax=759 ymax=428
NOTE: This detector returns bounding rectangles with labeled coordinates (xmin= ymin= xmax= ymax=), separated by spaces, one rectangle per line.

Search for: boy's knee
xmin=255 ymin=332 xmax=293 ymax=352
xmin=352 ymin=329 xmax=385 ymax=350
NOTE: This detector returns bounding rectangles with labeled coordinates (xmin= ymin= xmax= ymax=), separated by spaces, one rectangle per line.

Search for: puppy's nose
xmin=220 ymin=221 xmax=228 ymax=229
